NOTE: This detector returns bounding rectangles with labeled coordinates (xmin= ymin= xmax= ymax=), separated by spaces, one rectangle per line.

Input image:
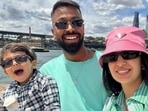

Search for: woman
xmin=99 ymin=26 xmax=148 ymax=111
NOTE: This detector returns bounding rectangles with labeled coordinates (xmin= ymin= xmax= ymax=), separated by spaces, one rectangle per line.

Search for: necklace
xmin=73 ymin=49 xmax=89 ymax=85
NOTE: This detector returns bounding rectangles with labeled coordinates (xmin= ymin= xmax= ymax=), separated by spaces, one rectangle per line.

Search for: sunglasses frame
xmin=53 ymin=18 xmax=84 ymax=30
xmin=1 ymin=55 xmax=31 ymax=68
xmin=103 ymin=51 xmax=140 ymax=63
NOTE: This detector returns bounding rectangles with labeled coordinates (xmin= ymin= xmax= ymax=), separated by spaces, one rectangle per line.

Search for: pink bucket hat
xmin=99 ymin=26 xmax=148 ymax=67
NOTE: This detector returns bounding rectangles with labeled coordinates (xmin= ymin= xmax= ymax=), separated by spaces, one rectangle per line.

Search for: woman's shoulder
xmin=102 ymin=95 xmax=117 ymax=111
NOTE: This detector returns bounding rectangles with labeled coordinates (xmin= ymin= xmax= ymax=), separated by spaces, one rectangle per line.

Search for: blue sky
xmin=0 ymin=0 xmax=148 ymax=37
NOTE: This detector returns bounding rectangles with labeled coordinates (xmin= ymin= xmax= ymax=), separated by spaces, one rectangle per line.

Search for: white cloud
xmin=0 ymin=0 xmax=147 ymax=37
xmin=108 ymin=0 xmax=144 ymax=8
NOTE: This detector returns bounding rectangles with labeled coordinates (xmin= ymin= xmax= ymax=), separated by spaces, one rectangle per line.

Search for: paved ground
xmin=0 ymin=84 xmax=9 ymax=97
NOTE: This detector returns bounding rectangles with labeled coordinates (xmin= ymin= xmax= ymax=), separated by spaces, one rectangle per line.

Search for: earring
xmin=141 ymin=64 xmax=145 ymax=70
xmin=108 ymin=70 xmax=111 ymax=73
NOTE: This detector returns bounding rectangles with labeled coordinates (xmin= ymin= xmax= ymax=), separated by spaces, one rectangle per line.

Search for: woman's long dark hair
xmin=102 ymin=52 xmax=148 ymax=96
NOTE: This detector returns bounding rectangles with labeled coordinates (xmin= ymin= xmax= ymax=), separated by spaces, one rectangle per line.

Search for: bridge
xmin=0 ymin=30 xmax=53 ymax=47
xmin=0 ymin=30 xmax=105 ymax=50
xmin=0 ymin=30 xmax=50 ymax=38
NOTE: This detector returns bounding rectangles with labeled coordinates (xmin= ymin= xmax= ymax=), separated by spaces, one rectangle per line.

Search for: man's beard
xmin=57 ymin=34 xmax=84 ymax=55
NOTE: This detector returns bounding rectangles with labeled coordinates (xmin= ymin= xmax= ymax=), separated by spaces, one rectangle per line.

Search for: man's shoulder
xmin=39 ymin=54 xmax=65 ymax=77
xmin=40 ymin=54 xmax=64 ymax=70
xmin=90 ymin=50 xmax=102 ymax=59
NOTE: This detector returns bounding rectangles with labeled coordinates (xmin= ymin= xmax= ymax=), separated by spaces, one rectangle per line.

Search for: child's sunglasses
xmin=103 ymin=51 xmax=140 ymax=63
xmin=54 ymin=19 xmax=84 ymax=30
xmin=1 ymin=55 xmax=32 ymax=68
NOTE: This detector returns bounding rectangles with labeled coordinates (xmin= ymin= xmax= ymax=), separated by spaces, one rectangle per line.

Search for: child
xmin=0 ymin=43 xmax=60 ymax=110
xmin=99 ymin=26 xmax=148 ymax=111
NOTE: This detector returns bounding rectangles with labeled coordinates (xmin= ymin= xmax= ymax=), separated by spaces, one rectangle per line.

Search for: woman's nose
xmin=116 ymin=55 xmax=126 ymax=67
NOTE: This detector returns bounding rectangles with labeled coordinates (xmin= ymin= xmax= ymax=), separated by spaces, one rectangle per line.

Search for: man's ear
xmin=51 ymin=29 xmax=56 ymax=39
xmin=51 ymin=28 xmax=54 ymax=34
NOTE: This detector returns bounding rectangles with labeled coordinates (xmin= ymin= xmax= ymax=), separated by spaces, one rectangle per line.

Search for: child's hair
xmin=0 ymin=43 xmax=36 ymax=63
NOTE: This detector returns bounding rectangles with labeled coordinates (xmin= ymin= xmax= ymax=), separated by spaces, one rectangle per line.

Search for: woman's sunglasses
xmin=103 ymin=51 xmax=140 ymax=63
xmin=1 ymin=55 xmax=32 ymax=68
xmin=54 ymin=19 xmax=84 ymax=30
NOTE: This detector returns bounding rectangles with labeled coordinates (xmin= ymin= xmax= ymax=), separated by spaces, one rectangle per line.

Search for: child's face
xmin=2 ymin=51 xmax=37 ymax=85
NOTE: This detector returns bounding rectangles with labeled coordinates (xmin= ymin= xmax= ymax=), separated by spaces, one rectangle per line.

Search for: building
xmin=133 ymin=11 xmax=139 ymax=28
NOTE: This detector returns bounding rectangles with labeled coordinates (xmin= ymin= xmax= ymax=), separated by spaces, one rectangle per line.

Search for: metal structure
xmin=133 ymin=11 xmax=139 ymax=28
xmin=0 ymin=30 xmax=52 ymax=47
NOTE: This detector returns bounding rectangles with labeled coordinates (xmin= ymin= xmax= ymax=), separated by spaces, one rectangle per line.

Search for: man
xmin=40 ymin=0 xmax=106 ymax=111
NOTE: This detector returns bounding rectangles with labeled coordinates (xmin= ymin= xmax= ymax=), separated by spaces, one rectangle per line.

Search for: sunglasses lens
xmin=55 ymin=21 xmax=67 ymax=29
xmin=103 ymin=53 xmax=118 ymax=63
xmin=15 ymin=55 xmax=28 ymax=64
xmin=103 ymin=51 xmax=140 ymax=63
xmin=122 ymin=51 xmax=139 ymax=60
xmin=72 ymin=19 xmax=83 ymax=28
xmin=1 ymin=59 xmax=13 ymax=68
xmin=1 ymin=55 xmax=29 ymax=68
xmin=54 ymin=19 xmax=83 ymax=29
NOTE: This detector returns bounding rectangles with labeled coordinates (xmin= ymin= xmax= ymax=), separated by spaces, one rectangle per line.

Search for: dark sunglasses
xmin=1 ymin=55 xmax=32 ymax=68
xmin=54 ymin=19 xmax=84 ymax=29
xmin=103 ymin=51 xmax=140 ymax=63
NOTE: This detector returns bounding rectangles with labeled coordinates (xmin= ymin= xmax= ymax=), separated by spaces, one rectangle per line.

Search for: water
xmin=0 ymin=50 xmax=63 ymax=84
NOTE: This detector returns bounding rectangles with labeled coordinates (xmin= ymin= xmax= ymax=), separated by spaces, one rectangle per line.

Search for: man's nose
xmin=66 ymin=22 xmax=74 ymax=32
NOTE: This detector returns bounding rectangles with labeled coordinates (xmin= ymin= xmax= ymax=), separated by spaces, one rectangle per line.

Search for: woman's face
xmin=108 ymin=53 xmax=142 ymax=86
